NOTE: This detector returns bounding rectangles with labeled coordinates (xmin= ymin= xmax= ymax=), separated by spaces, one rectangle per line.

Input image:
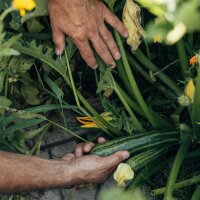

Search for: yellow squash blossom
xmin=113 ymin=163 xmax=134 ymax=187
xmin=189 ymin=56 xmax=198 ymax=65
xmin=184 ymin=79 xmax=195 ymax=102
xmin=12 ymin=0 xmax=36 ymax=16
xmin=77 ymin=112 xmax=113 ymax=128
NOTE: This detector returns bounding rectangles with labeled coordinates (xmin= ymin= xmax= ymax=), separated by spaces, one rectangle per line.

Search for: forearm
xmin=0 ymin=151 xmax=75 ymax=193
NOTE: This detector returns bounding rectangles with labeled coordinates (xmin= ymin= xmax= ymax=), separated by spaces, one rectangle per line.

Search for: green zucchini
xmin=91 ymin=131 xmax=179 ymax=156
xmin=126 ymin=147 xmax=168 ymax=171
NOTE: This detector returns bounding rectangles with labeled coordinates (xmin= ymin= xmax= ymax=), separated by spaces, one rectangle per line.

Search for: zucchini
xmin=126 ymin=147 xmax=168 ymax=171
xmin=91 ymin=131 xmax=179 ymax=156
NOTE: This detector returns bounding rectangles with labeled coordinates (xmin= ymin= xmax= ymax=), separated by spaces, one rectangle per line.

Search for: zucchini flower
xmin=12 ymin=0 xmax=36 ymax=16
xmin=77 ymin=112 xmax=113 ymax=128
xmin=122 ymin=0 xmax=145 ymax=52
xmin=184 ymin=79 xmax=195 ymax=102
xmin=113 ymin=163 xmax=134 ymax=187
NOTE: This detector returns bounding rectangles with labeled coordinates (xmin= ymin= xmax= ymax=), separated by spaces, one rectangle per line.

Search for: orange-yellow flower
xmin=12 ymin=0 xmax=36 ymax=16
xmin=77 ymin=112 xmax=113 ymax=128
xmin=189 ymin=56 xmax=197 ymax=65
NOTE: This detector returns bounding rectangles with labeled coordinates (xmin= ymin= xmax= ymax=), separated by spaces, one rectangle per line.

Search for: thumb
xmin=103 ymin=151 xmax=130 ymax=167
xmin=52 ymin=28 xmax=65 ymax=55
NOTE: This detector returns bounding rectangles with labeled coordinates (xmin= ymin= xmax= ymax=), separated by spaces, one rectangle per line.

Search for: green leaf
xmin=21 ymin=0 xmax=48 ymax=23
xmin=0 ymin=96 xmax=12 ymax=115
xmin=21 ymin=84 xmax=41 ymax=105
xmin=26 ymin=18 xmax=45 ymax=32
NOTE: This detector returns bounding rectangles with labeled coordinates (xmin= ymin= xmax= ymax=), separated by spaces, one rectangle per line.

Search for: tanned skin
xmin=0 ymin=138 xmax=129 ymax=193
xmin=48 ymin=0 xmax=128 ymax=68
xmin=0 ymin=0 xmax=130 ymax=193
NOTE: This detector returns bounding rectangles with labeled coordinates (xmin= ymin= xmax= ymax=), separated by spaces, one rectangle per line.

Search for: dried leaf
xmin=123 ymin=0 xmax=145 ymax=52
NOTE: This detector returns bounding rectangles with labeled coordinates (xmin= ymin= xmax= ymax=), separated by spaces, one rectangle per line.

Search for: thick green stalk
xmin=191 ymin=186 xmax=200 ymax=200
xmin=115 ymin=82 xmax=144 ymax=116
xmin=176 ymin=39 xmax=190 ymax=81
xmin=191 ymin=67 xmax=200 ymax=141
xmin=128 ymin=55 xmax=177 ymax=99
xmin=114 ymin=32 xmax=161 ymax=128
xmin=135 ymin=49 xmax=182 ymax=94
xmin=164 ymin=135 xmax=191 ymax=200
xmin=116 ymin=60 xmax=136 ymax=100
xmin=152 ymin=175 xmax=200 ymax=196
xmin=113 ymin=80 xmax=144 ymax=132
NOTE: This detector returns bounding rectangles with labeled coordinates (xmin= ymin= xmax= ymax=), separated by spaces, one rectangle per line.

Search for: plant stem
xmin=164 ymin=135 xmax=191 ymax=200
xmin=191 ymin=66 xmax=200 ymax=141
xmin=64 ymin=50 xmax=117 ymax=137
xmin=135 ymin=49 xmax=182 ymax=94
xmin=0 ymin=7 xmax=15 ymax=21
xmin=114 ymin=31 xmax=160 ymax=128
xmin=176 ymin=39 xmax=190 ymax=81
xmin=46 ymin=119 xmax=87 ymax=142
xmin=191 ymin=186 xmax=200 ymax=200
xmin=152 ymin=175 xmax=200 ymax=196
xmin=115 ymin=82 xmax=144 ymax=116
xmin=128 ymin=55 xmax=177 ymax=99
xmin=116 ymin=59 xmax=136 ymax=100
xmin=113 ymin=80 xmax=144 ymax=132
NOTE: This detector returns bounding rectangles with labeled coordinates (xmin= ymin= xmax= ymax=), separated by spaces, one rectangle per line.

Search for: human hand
xmin=61 ymin=137 xmax=130 ymax=184
xmin=48 ymin=0 xmax=128 ymax=69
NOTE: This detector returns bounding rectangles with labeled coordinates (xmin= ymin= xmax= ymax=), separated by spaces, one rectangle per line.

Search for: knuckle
xmin=99 ymin=44 xmax=107 ymax=55
xmin=73 ymin=32 xmax=86 ymax=42
xmin=102 ymin=31 xmax=112 ymax=41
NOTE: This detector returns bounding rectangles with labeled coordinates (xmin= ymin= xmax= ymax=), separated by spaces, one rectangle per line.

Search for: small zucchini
xmin=91 ymin=131 xmax=179 ymax=157
xmin=126 ymin=147 xmax=168 ymax=171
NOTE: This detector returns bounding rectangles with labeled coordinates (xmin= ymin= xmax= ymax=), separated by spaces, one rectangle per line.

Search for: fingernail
xmin=122 ymin=151 xmax=130 ymax=160
xmin=91 ymin=64 xmax=98 ymax=69
xmin=55 ymin=48 xmax=61 ymax=55
xmin=114 ymin=52 xmax=121 ymax=60
xmin=123 ymin=31 xmax=129 ymax=38
xmin=111 ymin=62 xmax=116 ymax=68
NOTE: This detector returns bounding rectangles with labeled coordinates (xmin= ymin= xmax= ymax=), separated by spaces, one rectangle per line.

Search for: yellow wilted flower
xmin=113 ymin=163 xmax=134 ymax=187
xmin=184 ymin=79 xmax=195 ymax=102
xmin=122 ymin=0 xmax=145 ymax=52
xmin=77 ymin=112 xmax=113 ymax=128
xmin=12 ymin=0 xmax=36 ymax=16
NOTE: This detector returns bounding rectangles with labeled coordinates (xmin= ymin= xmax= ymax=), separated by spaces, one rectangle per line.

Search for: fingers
xmin=90 ymin=34 xmax=115 ymax=67
xmin=99 ymin=25 xmax=121 ymax=60
xmin=61 ymin=153 xmax=75 ymax=161
xmin=103 ymin=6 xmax=128 ymax=38
xmin=52 ymin=27 xmax=66 ymax=55
xmin=75 ymin=142 xmax=95 ymax=157
xmin=73 ymin=39 xmax=98 ymax=69
xmin=83 ymin=142 xmax=95 ymax=153
xmin=75 ymin=143 xmax=84 ymax=157
xmin=103 ymin=151 xmax=130 ymax=167
xmin=98 ymin=137 xmax=106 ymax=144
